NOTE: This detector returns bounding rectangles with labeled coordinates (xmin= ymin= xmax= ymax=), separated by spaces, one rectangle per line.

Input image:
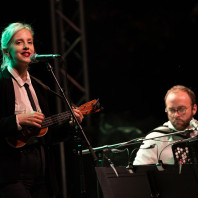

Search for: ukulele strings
xmin=42 ymin=111 xmax=71 ymax=128
xmin=41 ymin=104 xmax=94 ymax=128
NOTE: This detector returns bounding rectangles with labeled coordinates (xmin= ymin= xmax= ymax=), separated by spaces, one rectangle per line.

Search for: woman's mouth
xmin=21 ymin=52 xmax=30 ymax=57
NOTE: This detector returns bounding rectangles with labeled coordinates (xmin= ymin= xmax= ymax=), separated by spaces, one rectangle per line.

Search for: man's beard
xmin=171 ymin=117 xmax=192 ymax=131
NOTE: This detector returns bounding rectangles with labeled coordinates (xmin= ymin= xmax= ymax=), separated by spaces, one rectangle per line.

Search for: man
xmin=133 ymin=85 xmax=198 ymax=165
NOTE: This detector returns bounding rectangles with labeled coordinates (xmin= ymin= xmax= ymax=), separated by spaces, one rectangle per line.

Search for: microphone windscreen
xmin=30 ymin=54 xmax=38 ymax=63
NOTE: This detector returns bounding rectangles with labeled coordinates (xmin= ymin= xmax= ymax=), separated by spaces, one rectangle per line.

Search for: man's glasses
xmin=165 ymin=106 xmax=192 ymax=116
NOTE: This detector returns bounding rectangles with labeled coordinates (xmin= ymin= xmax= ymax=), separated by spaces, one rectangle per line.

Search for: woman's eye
xmin=16 ymin=41 xmax=21 ymax=45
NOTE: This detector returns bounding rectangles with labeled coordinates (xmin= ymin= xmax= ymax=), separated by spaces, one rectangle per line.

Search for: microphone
xmin=190 ymin=119 xmax=198 ymax=130
xmin=31 ymin=54 xmax=61 ymax=63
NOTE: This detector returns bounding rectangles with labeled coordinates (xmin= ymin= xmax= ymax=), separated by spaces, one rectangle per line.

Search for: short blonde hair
xmin=0 ymin=22 xmax=34 ymax=69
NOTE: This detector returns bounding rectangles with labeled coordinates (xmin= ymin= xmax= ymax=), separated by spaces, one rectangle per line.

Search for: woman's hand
xmin=72 ymin=107 xmax=84 ymax=123
xmin=17 ymin=111 xmax=45 ymax=128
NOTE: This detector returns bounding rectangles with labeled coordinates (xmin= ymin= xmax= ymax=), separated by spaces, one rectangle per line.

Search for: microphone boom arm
xmin=82 ymin=129 xmax=192 ymax=155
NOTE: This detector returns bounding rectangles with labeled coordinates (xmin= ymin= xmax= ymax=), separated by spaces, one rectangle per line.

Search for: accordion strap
xmin=149 ymin=125 xmax=186 ymax=138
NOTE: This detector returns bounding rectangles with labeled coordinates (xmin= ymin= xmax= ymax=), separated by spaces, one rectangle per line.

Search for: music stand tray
xmin=95 ymin=164 xmax=198 ymax=198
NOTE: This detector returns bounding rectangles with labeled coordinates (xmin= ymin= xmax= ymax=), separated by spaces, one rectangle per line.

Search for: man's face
xmin=165 ymin=91 xmax=197 ymax=131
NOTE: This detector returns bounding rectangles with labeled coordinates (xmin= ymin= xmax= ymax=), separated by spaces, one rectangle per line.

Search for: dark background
xmin=1 ymin=1 xmax=198 ymax=197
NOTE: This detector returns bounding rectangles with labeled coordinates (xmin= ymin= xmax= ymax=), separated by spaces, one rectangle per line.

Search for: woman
xmin=0 ymin=22 xmax=83 ymax=198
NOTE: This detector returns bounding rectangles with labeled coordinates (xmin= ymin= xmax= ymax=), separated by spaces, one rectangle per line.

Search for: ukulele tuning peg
xmin=93 ymin=98 xmax=104 ymax=112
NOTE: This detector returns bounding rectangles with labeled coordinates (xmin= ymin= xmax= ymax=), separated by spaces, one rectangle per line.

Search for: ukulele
xmin=6 ymin=99 xmax=102 ymax=148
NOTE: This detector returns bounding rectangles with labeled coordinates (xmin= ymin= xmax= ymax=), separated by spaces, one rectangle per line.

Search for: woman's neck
xmin=12 ymin=63 xmax=28 ymax=82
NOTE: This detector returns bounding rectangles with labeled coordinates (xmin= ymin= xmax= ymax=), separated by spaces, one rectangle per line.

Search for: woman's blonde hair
xmin=0 ymin=22 xmax=34 ymax=69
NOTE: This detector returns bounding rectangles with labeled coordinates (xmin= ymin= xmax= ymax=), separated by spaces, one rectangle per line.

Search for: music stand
xmin=95 ymin=164 xmax=198 ymax=198
xmin=95 ymin=166 xmax=152 ymax=198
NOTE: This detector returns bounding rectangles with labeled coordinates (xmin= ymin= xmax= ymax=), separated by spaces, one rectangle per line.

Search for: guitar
xmin=7 ymin=99 xmax=102 ymax=148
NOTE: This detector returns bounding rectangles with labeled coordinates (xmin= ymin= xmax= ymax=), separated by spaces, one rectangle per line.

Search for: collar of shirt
xmin=7 ymin=65 xmax=42 ymax=114
xmin=162 ymin=121 xmax=198 ymax=139
xmin=7 ymin=65 xmax=31 ymax=87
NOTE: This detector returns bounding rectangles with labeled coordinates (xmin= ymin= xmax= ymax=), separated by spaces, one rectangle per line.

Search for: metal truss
xmin=50 ymin=0 xmax=90 ymax=108
xmin=49 ymin=0 xmax=90 ymax=198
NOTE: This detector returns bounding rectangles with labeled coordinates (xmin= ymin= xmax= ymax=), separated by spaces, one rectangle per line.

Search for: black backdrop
xmin=1 ymin=1 xmax=198 ymax=197
xmin=1 ymin=1 xmax=198 ymax=128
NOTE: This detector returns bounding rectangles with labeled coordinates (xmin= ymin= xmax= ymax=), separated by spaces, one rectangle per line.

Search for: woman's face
xmin=8 ymin=28 xmax=35 ymax=68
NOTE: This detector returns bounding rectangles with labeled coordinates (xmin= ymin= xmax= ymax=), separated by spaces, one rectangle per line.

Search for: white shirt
xmin=8 ymin=66 xmax=41 ymax=129
xmin=133 ymin=121 xmax=197 ymax=165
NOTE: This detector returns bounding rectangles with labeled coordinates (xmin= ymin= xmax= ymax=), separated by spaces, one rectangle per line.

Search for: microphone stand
xmin=46 ymin=62 xmax=98 ymax=162
xmin=46 ymin=62 xmax=98 ymax=197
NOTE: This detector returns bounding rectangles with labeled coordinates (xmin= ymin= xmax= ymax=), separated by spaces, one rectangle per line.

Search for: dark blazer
xmin=0 ymin=67 xmax=72 ymax=194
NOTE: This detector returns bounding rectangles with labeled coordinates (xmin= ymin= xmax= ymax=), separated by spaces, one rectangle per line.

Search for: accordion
xmin=172 ymin=138 xmax=198 ymax=164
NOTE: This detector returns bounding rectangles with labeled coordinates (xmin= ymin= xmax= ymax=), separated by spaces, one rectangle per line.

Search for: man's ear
xmin=193 ymin=104 xmax=197 ymax=115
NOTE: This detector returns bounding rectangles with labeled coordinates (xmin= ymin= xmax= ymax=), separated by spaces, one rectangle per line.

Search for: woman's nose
xmin=23 ymin=43 xmax=29 ymax=49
